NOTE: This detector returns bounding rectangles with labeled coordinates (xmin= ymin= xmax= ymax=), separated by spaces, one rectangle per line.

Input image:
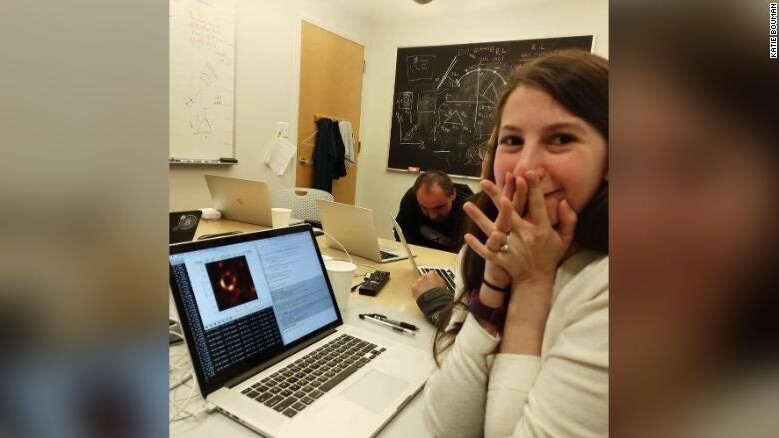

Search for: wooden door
xmin=296 ymin=21 xmax=364 ymax=204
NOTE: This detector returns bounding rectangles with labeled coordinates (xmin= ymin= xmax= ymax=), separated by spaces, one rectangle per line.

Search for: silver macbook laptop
xmin=316 ymin=200 xmax=408 ymax=263
xmin=391 ymin=216 xmax=456 ymax=291
xmin=169 ymin=225 xmax=431 ymax=438
xmin=204 ymin=175 xmax=303 ymax=226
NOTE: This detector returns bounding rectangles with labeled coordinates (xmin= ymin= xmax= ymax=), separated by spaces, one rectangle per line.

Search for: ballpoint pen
xmin=359 ymin=314 xmax=416 ymax=335
xmin=367 ymin=313 xmax=419 ymax=331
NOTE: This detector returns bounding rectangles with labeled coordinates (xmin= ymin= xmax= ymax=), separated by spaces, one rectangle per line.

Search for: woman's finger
xmin=485 ymin=230 xmax=507 ymax=252
xmin=502 ymin=172 xmax=516 ymax=203
xmin=524 ymin=171 xmax=551 ymax=228
xmin=513 ymin=175 xmax=528 ymax=217
xmin=479 ymin=179 xmax=504 ymax=210
xmin=464 ymin=233 xmax=498 ymax=262
xmin=482 ymin=174 xmax=529 ymax=220
xmin=463 ymin=201 xmax=498 ymax=236
xmin=556 ymin=199 xmax=577 ymax=247
xmin=494 ymin=195 xmax=513 ymax=233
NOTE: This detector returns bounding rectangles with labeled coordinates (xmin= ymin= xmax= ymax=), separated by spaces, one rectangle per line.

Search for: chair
xmin=270 ymin=187 xmax=334 ymax=223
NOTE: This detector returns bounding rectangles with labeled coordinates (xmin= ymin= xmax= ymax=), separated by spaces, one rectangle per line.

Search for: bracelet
xmin=482 ymin=277 xmax=510 ymax=293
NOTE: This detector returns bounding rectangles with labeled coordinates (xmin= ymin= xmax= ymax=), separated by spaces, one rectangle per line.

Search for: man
xmin=394 ymin=170 xmax=473 ymax=253
xmin=395 ymin=170 xmax=473 ymax=324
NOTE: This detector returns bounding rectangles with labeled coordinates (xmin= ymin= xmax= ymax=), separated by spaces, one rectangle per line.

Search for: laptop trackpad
xmin=340 ymin=370 xmax=409 ymax=413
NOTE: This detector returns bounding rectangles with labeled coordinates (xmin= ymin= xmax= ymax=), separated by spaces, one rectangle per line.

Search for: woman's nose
xmin=512 ymin=146 xmax=543 ymax=176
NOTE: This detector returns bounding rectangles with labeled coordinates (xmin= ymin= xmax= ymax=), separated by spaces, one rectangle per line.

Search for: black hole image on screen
xmin=205 ymin=256 xmax=258 ymax=311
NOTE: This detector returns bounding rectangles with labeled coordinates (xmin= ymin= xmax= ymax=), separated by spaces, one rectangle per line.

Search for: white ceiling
xmin=327 ymin=0 xmax=540 ymax=23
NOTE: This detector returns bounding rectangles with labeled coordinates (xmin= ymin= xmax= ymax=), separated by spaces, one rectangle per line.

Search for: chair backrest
xmin=270 ymin=187 xmax=334 ymax=222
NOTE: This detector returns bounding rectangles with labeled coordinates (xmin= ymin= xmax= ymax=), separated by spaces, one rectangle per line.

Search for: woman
xmin=423 ymin=50 xmax=609 ymax=437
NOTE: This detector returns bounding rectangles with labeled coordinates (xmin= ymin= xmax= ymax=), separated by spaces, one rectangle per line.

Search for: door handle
xmin=299 ymin=158 xmax=313 ymax=166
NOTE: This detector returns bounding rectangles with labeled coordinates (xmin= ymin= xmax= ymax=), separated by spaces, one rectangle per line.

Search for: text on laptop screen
xmin=169 ymin=231 xmax=338 ymax=387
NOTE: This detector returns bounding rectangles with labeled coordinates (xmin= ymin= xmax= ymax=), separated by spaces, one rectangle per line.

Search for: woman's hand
xmin=464 ymin=171 xmax=577 ymax=287
xmin=462 ymin=172 xmax=526 ymax=294
xmin=464 ymin=171 xmax=577 ymax=353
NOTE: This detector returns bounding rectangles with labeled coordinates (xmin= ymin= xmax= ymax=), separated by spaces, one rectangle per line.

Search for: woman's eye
xmin=499 ymin=135 xmax=523 ymax=146
xmin=550 ymin=134 xmax=575 ymax=145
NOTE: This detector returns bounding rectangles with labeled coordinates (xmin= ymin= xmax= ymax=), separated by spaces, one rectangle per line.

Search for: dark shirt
xmin=394 ymin=182 xmax=473 ymax=253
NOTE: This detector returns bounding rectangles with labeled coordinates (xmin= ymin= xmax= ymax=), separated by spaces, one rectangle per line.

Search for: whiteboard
xmin=169 ymin=0 xmax=235 ymax=160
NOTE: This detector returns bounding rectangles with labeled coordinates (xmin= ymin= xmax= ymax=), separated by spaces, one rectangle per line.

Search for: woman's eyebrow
xmin=499 ymin=122 xmax=587 ymax=135
xmin=498 ymin=124 xmax=522 ymax=133
xmin=542 ymin=122 xmax=587 ymax=135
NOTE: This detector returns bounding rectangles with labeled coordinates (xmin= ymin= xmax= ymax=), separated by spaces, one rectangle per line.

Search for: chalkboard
xmin=169 ymin=0 xmax=236 ymax=161
xmin=387 ymin=35 xmax=594 ymax=178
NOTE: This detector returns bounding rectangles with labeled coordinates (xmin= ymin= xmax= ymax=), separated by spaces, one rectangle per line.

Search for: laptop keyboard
xmin=420 ymin=267 xmax=456 ymax=291
xmin=240 ymin=334 xmax=385 ymax=418
xmin=379 ymin=250 xmax=396 ymax=260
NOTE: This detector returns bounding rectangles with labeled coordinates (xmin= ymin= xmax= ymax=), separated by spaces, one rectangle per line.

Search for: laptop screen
xmin=169 ymin=226 xmax=341 ymax=396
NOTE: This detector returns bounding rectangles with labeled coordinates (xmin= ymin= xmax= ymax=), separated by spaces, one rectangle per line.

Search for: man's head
xmin=413 ymin=171 xmax=457 ymax=223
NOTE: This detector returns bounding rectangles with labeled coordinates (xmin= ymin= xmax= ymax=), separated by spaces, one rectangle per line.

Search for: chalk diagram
xmin=394 ymin=56 xmax=507 ymax=167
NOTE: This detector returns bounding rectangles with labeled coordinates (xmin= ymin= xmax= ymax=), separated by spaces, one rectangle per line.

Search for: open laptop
xmin=169 ymin=225 xmax=431 ymax=438
xmin=169 ymin=210 xmax=202 ymax=244
xmin=316 ymin=200 xmax=408 ymax=263
xmin=204 ymin=175 xmax=303 ymax=226
xmin=391 ymin=217 xmax=456 ymax=291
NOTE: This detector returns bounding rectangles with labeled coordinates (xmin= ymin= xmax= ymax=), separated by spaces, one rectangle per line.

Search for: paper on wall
xmin=264 ymin=137 xmax=296 ymax=176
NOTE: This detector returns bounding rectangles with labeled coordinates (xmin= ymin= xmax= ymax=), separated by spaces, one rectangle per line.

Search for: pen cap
xmin=398 ymin=321 xmax=417 ymax=330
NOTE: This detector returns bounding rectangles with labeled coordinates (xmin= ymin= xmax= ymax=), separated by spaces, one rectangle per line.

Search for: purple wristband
xmin=468 ymin=290 xmax=506 ymax=327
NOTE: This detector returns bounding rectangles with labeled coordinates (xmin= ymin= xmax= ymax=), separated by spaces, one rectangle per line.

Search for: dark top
xmin=394 ymin=182 xmax=473 ymax=253
xmin=312 ymin=118 xmax=347 ymax=193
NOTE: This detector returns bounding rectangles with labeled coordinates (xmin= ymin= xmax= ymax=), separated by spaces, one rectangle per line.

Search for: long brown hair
xmin=433 ymin=50 xmax=609 ymax=364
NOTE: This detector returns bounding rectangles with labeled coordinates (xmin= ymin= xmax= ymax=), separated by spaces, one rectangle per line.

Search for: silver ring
xmin=498 ymin=238 xmax=509 ymax=252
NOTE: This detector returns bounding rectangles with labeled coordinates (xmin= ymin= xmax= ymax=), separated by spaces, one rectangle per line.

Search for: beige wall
xmin=170 ymin=0 xmax=609 ymax=241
